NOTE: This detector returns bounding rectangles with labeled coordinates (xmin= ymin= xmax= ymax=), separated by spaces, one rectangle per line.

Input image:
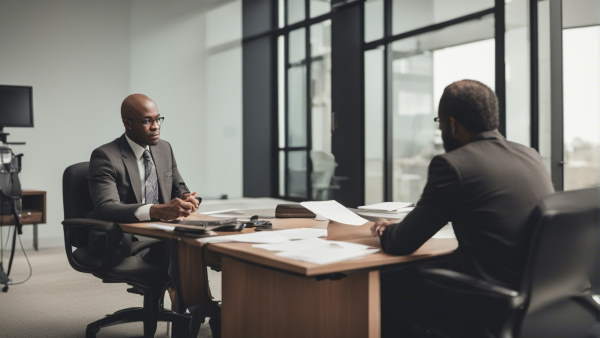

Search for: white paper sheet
xmin=253 ymin=237 xmax=379 ymax=265
xmin=146 ymin=223 xmax=175 ymax=231
xmin=253 ymin=238 xmax=372 ymax=252
xmin=197 ymin=228 xmax=326 ymax=244
xmin=352 ymin=209 xmax=413 ymax=221
xmin=300 ymin=200 xmax=368 ymax=226
xmin=202 ymin=209 xmax=237 ymax=215
xmin=358 ymin=201 xmax=414 ymax=212
xmin=276 ymin=247 xmax=379 ymax=265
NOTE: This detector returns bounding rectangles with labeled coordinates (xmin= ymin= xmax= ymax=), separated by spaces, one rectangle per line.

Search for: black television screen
xmin=0 ymin=85 xmax=33 ymax=127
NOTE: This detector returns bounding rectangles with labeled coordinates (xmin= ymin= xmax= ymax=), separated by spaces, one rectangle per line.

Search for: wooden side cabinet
xmin=0 ymin=190 xmax=47 ymax=251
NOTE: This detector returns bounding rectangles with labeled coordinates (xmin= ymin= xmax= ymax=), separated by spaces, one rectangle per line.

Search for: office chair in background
xmin=62 ymin=162 xmax=188 ymax=338
xmin=418 ymin=187 xmax=600 ymax=338
xmin=310 ymin=150 xmax=346 ymax=200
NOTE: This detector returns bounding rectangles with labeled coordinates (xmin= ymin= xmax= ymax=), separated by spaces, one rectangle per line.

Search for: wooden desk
xmin=120 ymin=217 xmax=458 ymax=338
xmin=0 ymin=190 xmax=47 ymax=250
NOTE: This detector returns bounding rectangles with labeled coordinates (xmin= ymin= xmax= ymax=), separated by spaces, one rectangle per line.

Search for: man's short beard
xmin=442 ymin=132 xmax=461 ymax=152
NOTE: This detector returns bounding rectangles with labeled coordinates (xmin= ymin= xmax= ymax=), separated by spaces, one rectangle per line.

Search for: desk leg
xmin=221 ymin=256 xmax=380 ymax=338
xmin=33 ymin=224 xmax=38 ymax=251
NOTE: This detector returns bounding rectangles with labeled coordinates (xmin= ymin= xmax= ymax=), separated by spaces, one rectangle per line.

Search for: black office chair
xmin=418 ymin=187 xmax=600 ymax=338
xmin=62 ymin=162 xmax=188 ymax=338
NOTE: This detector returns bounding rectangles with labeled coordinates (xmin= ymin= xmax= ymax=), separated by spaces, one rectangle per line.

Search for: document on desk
xmin=357 ymin=201 xmax=414 ymax=213
xmin=253 ymin=238 xmax=379 ymax=265
xmin=146 ymin=223 xmax=175 ymax=231
xmin=196 ymin=228 xmax=327 ymax=244
xmin=300 ymin=200 xmax=368 ymax=226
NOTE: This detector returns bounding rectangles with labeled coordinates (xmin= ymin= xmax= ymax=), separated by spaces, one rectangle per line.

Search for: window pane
xmin=288 ymin=150 xmax=308 ymax=198
xmin=279 ymin=151 xmax=286 ymax=196
xmin=505 ymin=0 xmax=530 ymax=146
xmin=365 ymin=0 xmax=384 ymax=42
xmin=288 ymin=28 xmax=307 ymax=148
xmin=278 ymin=36 xmax=286 ymax=148
xmin=289 ymin=28 xmax=306 ymax=64
xmin=310 ymin=0 xmax=330 ymax=17
xmin=537 ymin=0 xmax=552 ymax=172
xmin=310 ymin=20 xmax=332 ymax=153
xmin=288 ymin=65 xmax=307 ymax=147
xmin=310 ymin=21 xmax=333 ymax=200
xmin=563 ymin=26 xmax=600 ymax=190
xmin=288 ymin=0 xmax=305 ymax=24
xmin=391 ymin=16 xmax=494 ymax=202
xmin=392 ymin=0 xmax=493 ymax=35
xmin=279 ymin=0 xmax=285 ymax=28
xmin=364 ymin=47 xmax=385 ymax=204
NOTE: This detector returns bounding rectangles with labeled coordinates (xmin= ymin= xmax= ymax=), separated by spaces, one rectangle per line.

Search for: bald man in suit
xmin=89 ymin=93 xmax=199 ymax=223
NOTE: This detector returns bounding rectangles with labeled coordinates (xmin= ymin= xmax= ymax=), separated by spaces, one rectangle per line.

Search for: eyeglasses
xmin=128 ymin=116 xmax=164 ymax=126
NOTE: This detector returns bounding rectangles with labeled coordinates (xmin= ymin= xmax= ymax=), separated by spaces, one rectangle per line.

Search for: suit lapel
xmin=150 ymin=144 xmax=170 ymax=203
xmin=119 ymin=136 xmax=143 ymax=203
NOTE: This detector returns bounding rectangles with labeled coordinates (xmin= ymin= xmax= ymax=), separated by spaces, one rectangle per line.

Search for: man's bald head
xmin=121 ymin=93 xmax=161 ymax=146
xmin=121 ymin=93 xmax=157 ymax=120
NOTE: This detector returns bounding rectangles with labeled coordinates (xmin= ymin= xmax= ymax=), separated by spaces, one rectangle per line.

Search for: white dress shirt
xmin=125 ymin=134 xmax=156 ymax=221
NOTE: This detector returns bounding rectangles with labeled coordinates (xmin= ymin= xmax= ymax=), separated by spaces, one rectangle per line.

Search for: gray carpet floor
xmin=0 ymin=246 xmax=215 ymax=338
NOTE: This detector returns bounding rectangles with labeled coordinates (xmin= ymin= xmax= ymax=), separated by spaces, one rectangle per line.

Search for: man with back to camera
xmin=89 ymin=93 xmax=199 ymax=223
xmin=371 ymin=80 xmax=554 ymax=337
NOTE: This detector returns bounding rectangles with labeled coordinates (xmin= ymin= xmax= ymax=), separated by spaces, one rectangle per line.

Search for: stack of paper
xmin=357 ymin=202 xmax=414 ymax=213
xmin=253 ymin=238 xmax=378 ymax=265
xmin=197 ymin=228 xmax=326 ymax=244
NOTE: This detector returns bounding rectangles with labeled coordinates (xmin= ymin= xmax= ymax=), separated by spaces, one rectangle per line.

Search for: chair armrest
xmin=418 ymin=268 xmax=522 ymax=305
xmin=62 ymin=218 xmax=116 ymax=232
xmin=62 ymin=218 xmax=124 ymax=270
xmin=419 ymin=268 xmax=525 ymax=338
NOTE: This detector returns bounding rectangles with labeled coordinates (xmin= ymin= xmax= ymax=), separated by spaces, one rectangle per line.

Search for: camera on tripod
xmin=0 ymin=146 xmax=23 ymax=215
xmin=0 ymin=84 xmax=32 ymax=292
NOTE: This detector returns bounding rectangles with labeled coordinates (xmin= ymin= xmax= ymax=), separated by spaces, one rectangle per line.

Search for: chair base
xmin=85 ymin=306 xmax=189 ymax=338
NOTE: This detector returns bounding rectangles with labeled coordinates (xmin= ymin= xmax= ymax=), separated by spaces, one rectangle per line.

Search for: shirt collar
xmin=124 ymin=134 xmax=149 ymax=160
xmin=473 ymin=129 xmax=504 ymax=142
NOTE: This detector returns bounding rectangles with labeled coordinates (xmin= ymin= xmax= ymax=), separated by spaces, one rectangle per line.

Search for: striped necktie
xmin=142 ymin=150 xmax=159 ymax=204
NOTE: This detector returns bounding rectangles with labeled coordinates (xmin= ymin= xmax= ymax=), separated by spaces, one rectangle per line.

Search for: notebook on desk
xmin=170 ymin=217 xmax=238 ymax=227
xmin=171 ymin=217 xmax=252 ymax=232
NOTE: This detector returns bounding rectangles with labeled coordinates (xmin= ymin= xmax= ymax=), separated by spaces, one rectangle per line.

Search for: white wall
xmin=0 ymin=0 xmax=131 ymax=247
xmin=203 ymin=1 xmax=243 ymax=198
xmin=130 ymin=0 xmax=207 ymax=197
xmin=0 ymin=0 xmax=243 ymax=248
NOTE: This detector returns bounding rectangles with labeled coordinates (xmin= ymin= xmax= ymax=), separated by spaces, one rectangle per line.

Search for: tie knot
xmin=143 ymin=150 xmax=152 ymax=161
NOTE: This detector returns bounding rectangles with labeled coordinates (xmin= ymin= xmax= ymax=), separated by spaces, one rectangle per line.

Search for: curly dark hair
xmin=438 ymin=79 xmax=499 ymax=133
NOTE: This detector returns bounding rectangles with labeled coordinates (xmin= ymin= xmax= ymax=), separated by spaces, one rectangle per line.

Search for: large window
xmin=537 ymin=0 xmax=600 ymax=190
xmin=391 ymin=23 xmax=495 ymax=202
xmin=277 ymin=2 xmax=333 ymax=201
xmin=563 ymin=26 xmax=600 ymax=189
xmin=364 ymin=0 xmax=499 ymax=203
xmin=244 ymin=0 xmax=595 ymax=205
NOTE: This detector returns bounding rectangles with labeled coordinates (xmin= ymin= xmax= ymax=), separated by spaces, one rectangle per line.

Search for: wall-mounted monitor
xmin=0 ymin=85 xmax=34 ymax=128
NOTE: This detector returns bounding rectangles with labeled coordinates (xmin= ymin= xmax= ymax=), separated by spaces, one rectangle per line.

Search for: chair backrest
xmin=62 ymin=162 xmax=94 ymax=247
xmin=519 ymin=187 xmax=600 ymax=334
xmin=63 ymin=162 xmax=93 ymax=219
xmin=310 ymin=150 xmax=337 ymax=189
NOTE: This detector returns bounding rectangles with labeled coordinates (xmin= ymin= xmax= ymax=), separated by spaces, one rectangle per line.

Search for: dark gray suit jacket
xmin=88 ymin=134 xmax=190 ymax=223
xmin=381 ymin=130 xmax=554 ymax=287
